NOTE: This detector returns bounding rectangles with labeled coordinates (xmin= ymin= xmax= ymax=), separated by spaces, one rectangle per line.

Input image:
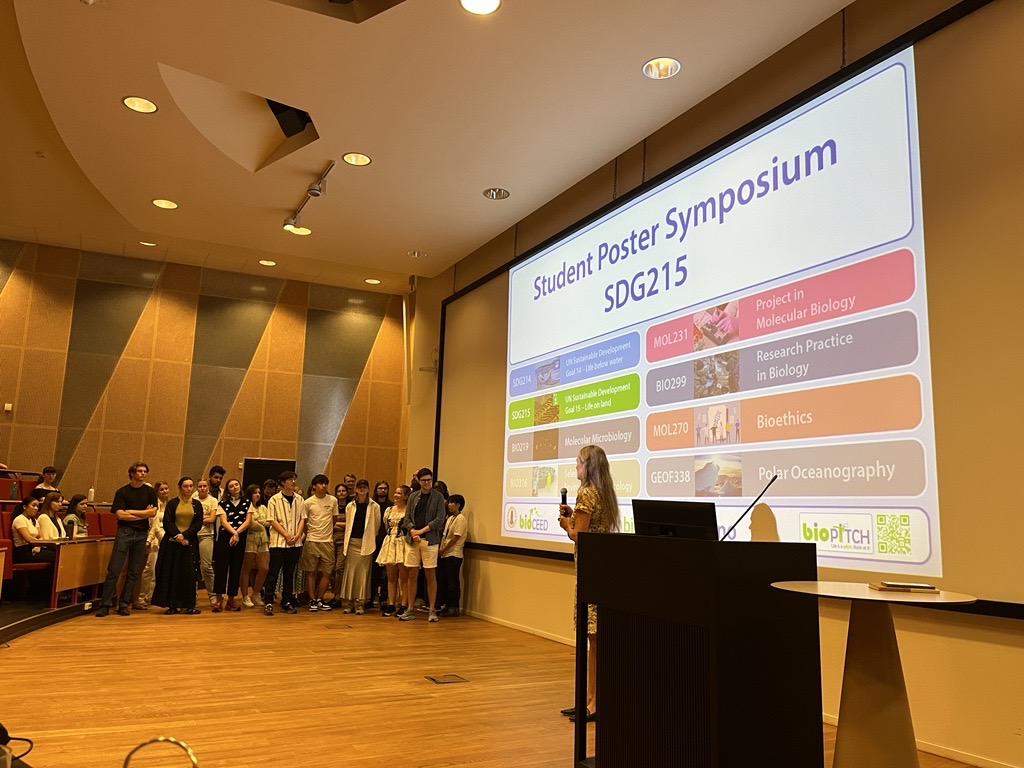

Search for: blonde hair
xmin=578 ymin=445 xmax=620 ymax=531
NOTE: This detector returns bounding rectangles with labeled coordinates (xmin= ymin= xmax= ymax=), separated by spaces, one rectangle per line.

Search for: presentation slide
xmin=502 ymin=48 xmax=943 ymax=576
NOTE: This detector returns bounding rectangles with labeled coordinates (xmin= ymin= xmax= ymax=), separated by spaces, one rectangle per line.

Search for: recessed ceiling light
xmin=364 ymin=278 xmax=382 ymax=285
xmin=152 ymin=198 xmax=178 ymax=209
xmin=461 ymin=0 xmax=500 ymax=15
xmin=123 ymin=96 xmax=158 ymax=113
xmin=642 ymin=57 xmax=681 ymax=80
xmin=343 ymin=152 xmax=372 ymax=166
xmin=258 ymin=259 xmax=277 ymax=267
xmin=139 ymin=241 xmax=157 ymax=247
xmin=406 ymin=250 xmax=429 ymax=259
xmin=483 ymin=187 xmax=510 ymax=200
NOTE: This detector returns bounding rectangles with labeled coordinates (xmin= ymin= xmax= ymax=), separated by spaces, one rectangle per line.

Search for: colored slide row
xmin=645 ymin=439 xmax=926 ymax=498
xmin=505 ymin=459 xmax=642 ymax=501
xmin=645 ymin=248 xmax=916 ymax=363
xmin=508 ymin=332 xmax=641 ymax=397
xmin=646 ymin=311 xmax=919 ymax=406
xmin=506 ymin=416 xmax=640 ymax=464
xmin=508 ymin=373 xmax=641 ymax=430
xmin=647 ymin=374 xmax=922 ymax=450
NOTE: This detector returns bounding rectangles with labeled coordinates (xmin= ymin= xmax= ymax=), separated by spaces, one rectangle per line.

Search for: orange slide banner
xmin=646 ymin=407 xmax=696 ymax=451
xmin=742 ymin=374 xmax=922 ymax=443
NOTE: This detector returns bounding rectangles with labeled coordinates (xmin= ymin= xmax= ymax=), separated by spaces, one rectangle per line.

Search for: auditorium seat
xmin=1 ymin=536 xmax=12 ymax=607
xmin=1 ymin=538 xmax=13 ymax=580
xmin=98 ymin=513 xmax=119 ymax=537
xmin=85 ymin=511 xmax=102 ymax=535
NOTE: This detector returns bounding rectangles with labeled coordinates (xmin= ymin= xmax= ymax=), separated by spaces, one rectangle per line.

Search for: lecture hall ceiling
xmin=1 ymin=0 xmax=848 ymax=292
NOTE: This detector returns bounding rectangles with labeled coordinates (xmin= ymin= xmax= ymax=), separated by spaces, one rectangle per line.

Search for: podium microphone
xmin=719 ymin=474 xmax=779 ymax=541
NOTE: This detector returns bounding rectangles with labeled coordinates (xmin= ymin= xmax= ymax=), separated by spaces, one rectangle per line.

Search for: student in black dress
xmin=151 ymin=477 xmax=204 ymax=615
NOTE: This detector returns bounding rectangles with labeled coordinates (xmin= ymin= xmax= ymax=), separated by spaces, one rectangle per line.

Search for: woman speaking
xmin=558 ymin=444 xmax=620 ymax=724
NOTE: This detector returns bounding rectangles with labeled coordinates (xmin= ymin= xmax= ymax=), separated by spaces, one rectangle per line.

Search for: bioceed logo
xmin=517 ymin=507 xmax=549 ymax=531
xmin=799 ymin=512 xmax=873 ymax=553
xmin=505 ymin=506 xmax=518 ymax=528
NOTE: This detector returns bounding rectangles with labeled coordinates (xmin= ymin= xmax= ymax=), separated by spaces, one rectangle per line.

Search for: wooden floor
xmin=0 ymin=605 xmax=976 ymax=768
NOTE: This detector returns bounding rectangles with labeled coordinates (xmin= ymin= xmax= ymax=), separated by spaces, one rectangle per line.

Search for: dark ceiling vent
xmin=266 ymin=99 xmax=313 ymax=139
xmin=269 ymin=0 xmax=406 ymax=24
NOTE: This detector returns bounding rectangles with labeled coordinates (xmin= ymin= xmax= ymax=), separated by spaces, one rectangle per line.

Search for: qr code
xmin=876 ymin=513 xmax=911 ymax=555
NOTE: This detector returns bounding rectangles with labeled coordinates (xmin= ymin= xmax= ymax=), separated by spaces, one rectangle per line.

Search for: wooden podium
xmin=574 ymin=533 xmax=822 ymax=767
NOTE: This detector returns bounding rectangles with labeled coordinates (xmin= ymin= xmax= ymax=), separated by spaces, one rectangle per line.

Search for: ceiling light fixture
xmin=364 ymin=278 xmax=382 ymax=285
xmin=139 ymin=241 xmax=157 ymax=247
xmin=123 ymin=96 xmax=158 ymax=113
xmin=483 ymin=187 xmax=510 ymax=200
xmin=258 ymin=259 xmax=277 ymax=267
xmin=152 ymin=198 xmax=178 ymax=209
xmin=282 ymin=161 xmax=335 ymax=235
xmin=343 ymin=152 xmax=372 ymax=166
xmin=407 ymin=250 xmax=429 ymax=259
xmin=306 ymin=162 xmax=334 ymax=198
xmin=642 ymin=57 xmax=681 ymax=80
xmin=461 ymin=0 xmax=500 ymax=15
xmin=282 ymin=213 xmax=311 ymax=236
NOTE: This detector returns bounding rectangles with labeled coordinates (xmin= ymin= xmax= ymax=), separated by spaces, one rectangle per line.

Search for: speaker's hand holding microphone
xmin=558 ymin=487 xmax=572 ymax=527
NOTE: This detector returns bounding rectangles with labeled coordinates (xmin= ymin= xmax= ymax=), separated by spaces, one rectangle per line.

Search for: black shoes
xmin=95 ymin=604 xmax=132 ymax=616
xmin=559 ymin=706 xmax=575 ymax=716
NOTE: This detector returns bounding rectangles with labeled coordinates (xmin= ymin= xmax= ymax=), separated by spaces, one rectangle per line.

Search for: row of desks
xmin=3 ymin=537 xmax=115 ymax=610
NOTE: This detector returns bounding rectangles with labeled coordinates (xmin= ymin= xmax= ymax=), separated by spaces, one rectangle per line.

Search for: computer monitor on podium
xmin=630 ymin=499 xmax=718 ymax=541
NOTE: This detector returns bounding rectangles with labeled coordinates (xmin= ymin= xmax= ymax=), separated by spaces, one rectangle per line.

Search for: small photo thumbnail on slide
xmin=694 ymin=351 xmax=740 ymax=398
xmin=532 ymin=428 xmax=559 ymax=460
xmin=696 ymin=404 xmax=741 ymax=446
xmin=535 ymin=359 xmax=561 ymax=389
xmin=693 ymin=300 xmax=740 ymax=351
xmin=695 ymin=453 xmax=743 ymax=497
xmin=534 ymin=393 xmax=559 ymax=425
xmin=531 ymin=465 xmax=557 ymax=497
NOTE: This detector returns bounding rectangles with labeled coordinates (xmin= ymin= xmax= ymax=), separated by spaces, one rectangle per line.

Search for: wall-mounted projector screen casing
xmin=501 ymin=48 xmax=942 ymax=577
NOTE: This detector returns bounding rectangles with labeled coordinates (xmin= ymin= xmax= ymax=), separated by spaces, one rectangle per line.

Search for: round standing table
xmin=772 ymin=581 xmax=975 ymax=768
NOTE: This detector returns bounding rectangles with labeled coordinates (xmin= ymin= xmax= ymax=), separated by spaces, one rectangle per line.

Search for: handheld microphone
xmin=560 ymin=487 xmax=568 ymax=506
xmin=719 ymin=474 xmax=778 ymax=541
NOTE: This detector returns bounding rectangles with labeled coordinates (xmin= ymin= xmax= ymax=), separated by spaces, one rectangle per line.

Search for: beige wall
xmin=408 ymin=1 xmax=1024 ymax=766
xmin=0 ymin=244 xmax=406 ymax=499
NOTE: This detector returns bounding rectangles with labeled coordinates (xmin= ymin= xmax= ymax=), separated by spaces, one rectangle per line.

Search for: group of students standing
xmin=90 ymin=462 xmax=468 ymax=622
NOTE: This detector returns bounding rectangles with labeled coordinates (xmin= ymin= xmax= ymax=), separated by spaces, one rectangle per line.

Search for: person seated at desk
xmin=11 ymin=498 xmax=55 ymax=564
xmin=62 ymin=495 xmax=90 ymax=538
xmin=30 ymin=465 xmax=60 ymax=501
xmin=36 ymin=492 xmax=68 ymax=539
xmin=11 ymin=497 xmax=55 ymax=601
